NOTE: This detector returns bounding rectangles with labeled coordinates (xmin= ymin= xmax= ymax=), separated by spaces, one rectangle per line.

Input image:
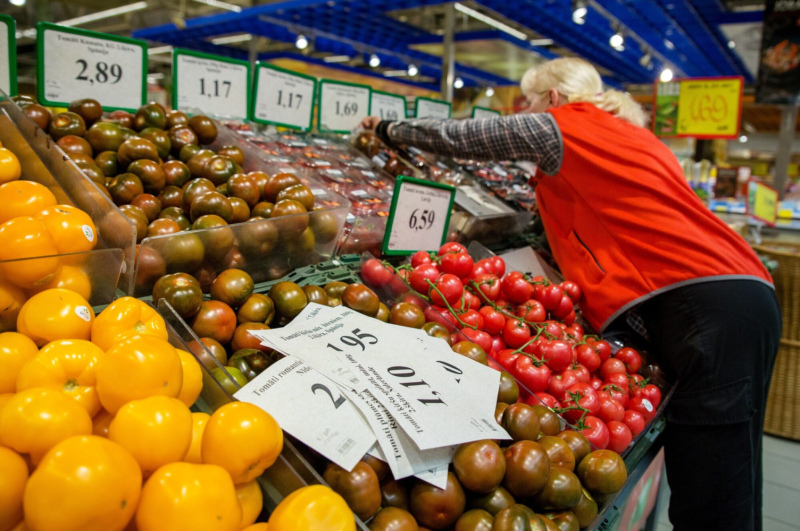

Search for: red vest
xmin=536 ymin=103 xmax=772 ymax=332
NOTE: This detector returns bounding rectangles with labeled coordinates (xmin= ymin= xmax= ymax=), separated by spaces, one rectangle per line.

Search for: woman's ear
xmin=548 ymin=88 xmax=561 ymax=108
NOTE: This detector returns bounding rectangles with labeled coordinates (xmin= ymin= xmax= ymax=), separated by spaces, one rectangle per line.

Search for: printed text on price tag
xmin=383 ymin=176 xmax=455 ymax=256
xmin=252 ymin=62 xmax=317 ymax=131
xmin=0 ymin=15 xmax=17 ymax=96
xmin=371 ymin=90 xmax=407 ymax=121
xmin=36 ymin=23 xmax=146 ymax=111
xmin=318 ymin=79 xmax=371 ymax=133
xmin=415 ymin=97 xmax=451 ymax=119
xmin=173 ymin=49 xmax=250 ymax=120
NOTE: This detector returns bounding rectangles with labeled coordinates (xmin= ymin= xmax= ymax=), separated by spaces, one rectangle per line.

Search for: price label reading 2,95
xmin=173 ymin=49 xmax=250 ymax=120
xmin=252 ymin=62 xmax=317 ymax=131
xmin=36 ymin=22 xmax=146 ymax=112
xmin=383 ymin=176 xmax=455 ymax=256
xmin=318 ymin=79 xmax=371 ymax=134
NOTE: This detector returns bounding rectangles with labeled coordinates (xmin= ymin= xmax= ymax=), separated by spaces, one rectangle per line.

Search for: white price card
xmin=472 ymin=106 xmax=501 ymax=119
xmin=173 ymin=49 xmax=250 ymax=120
xmin=318 ymin=79 xmax=371 ymax=134
xmin=0 ymin=15 xmax=17 ymax=96
xmin=252 ymin=62 xmax=317 ymax=131
xmin=415 ymin=97 xmax=451 ymax=119
xmin=234 ymin=357 xmax=375 ymax=472
xmin=36 ymin=23 xmax=146 ymax=112
xmin=371 ymin=91 xmax=407 ymax=121
xmin=383 ymin=176 xmax=455 ymax=256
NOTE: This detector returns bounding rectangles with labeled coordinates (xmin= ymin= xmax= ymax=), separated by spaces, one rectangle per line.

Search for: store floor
xmin=654 ymin=436 xmax=800 ymax=530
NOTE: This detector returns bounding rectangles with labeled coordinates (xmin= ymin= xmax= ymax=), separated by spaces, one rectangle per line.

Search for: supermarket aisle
xmin=655 ymin=436 xmax=800 ymax=530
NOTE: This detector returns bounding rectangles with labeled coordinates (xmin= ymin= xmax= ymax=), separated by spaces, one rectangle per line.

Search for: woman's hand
xmin=359 ymin=116 xmax=382 ymax=131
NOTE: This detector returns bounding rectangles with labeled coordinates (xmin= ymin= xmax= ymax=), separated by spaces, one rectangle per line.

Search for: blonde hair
xmin=521 ymin=58 xmax=649 ymax=128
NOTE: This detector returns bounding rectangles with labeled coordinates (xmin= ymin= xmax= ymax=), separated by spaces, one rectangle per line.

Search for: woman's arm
xmin=378 ymin=113 xmax=563 ymax=175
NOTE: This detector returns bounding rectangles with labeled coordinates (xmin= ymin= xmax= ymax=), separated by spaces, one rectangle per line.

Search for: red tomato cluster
xmin=360 ymin=243 xmax=663 ymax=455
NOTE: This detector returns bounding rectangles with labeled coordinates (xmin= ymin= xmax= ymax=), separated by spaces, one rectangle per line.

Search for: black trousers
xmin=639 ymin=279 xmax=781 ymax=531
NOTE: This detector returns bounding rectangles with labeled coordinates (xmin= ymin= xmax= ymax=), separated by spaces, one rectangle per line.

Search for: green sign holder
xmin=415 ymin=96 xmax=452 ymax=119
xmin=317 ymin=78 xmax=372 ymax=134
xmin=251 ymin=62 xmax=318 ymax=131
xmin=0 ymin=15 xmax=17 ymax=97
xmin=172 ymin=48 xmax=251 ymax=119
xmin=371 ymin=89 xmax=408 ymax=120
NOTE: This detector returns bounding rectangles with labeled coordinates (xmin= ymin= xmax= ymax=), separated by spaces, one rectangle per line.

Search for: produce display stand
xmin=0 ymin=92 xmax=136 ymax=302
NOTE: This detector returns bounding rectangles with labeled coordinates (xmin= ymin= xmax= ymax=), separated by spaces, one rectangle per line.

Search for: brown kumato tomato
xmin=503 ymin=440 xmax=550 ymax=498
xmin=492 ymin=505 xmax=533 ymax=531
xmin=231 ymin=322 xmax=271 ymax=352
xmin=152 ymin=272 xmax=202 ymax=319
xmin=497 ymin=371 xmax=519 ymax=404
xmin=390 ymin=302 xmax=425 ymax=329
xmin=538 ymin=436 xmax=576 ymax=471
xmin=381 ymin=478 xmax=410 ymax=511
xmin=191 ymin=300 xmax=237 ymax=344
xmin=533 ymin=405 xmax=561 ymax=437
xmin=210 ymin=269 xmax=254 ymax=308
xmin=269 ymin=281 xmax=308 ymax=320
xmin=531 ymin=466 xmax=582 ymax=511
xmin=451 ymin=341 xmax=488 ymax=366
xmin=369 ymin=507 xmax=418 ymax=531
xmin=570 ymin=488 xmax=598 ymax=528
xmin=502 ymin=403 xmax=541 ymax=442
xmin=237 ymin=293 xmax=275 ymax=325
xmin=453 ymin=509 xmax=492 ymax=531
xmin=323 ymin=461 xmax=382 ymax=521
xmin=342 ymin=283 xmax=380 ymax=317
xmin=576 ymin=450 xmax=627 ymax=496
xmin=409 ymin=472 xmax=465 ymax=530
xmin=468 ymin=485 xmax=515 ymax=516
xmin=452 ymin=440 xmax=505 ymax=494
xmin=557 ymin=430 xmax=592 ymax=467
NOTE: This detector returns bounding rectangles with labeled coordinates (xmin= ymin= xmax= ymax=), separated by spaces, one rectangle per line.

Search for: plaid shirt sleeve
xmin=386 ymin=113 xmax=563 ymax=175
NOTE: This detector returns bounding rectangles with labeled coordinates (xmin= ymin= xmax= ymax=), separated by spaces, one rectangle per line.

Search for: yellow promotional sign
xmin=653 ymin=76 xmax=743 ymax=139
xmin=747 ymin=180 xmax=778 ymax=226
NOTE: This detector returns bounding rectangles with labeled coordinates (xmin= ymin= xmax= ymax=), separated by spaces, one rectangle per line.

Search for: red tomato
xmin=424 ymin=306 xmax=457 ymax=331
xmin=409 ymin=264 xmax=440 ymax=294
xmin=561 ymin=383 xmax=600 ymax=422
xmin=601 ymin=384 xmax=629 ymax=409
xmin=562 ymin=310 xmax=576 ymax=326
xmin=538 ymin=284 xmax=563 ymax=310
xmin=623 ymin=409 xmax=646 ymax=436
xmin=614 ymin=347 xmax=643 ymax=374
xmin=467 ymin=262 xmax=490 ymax=282
xmin=540 ymin=340 xmax=572 ymax=372
xmin=594 ymin=340 xmax=612 ymax=362
xmin=388 ymin=269 xmax=410 ymax=297
xmin=472 ymin=273 xmax=501 ymax=301
xmin=360 ymin=259 xmax=394 ymax=288
xmin=487 ymin=357 xmax=502 ymax=371
xmin=629 ymin=396 xmax=656 ymax=423
xmin=513 ymin=355 xmax=551 ymax=393
xmin=411 ymin=250 xmax=432 ymax=267
xmin=565 ymin=324 xmax=584 ymax=342
xmin=487 ymin=256 xmax=505 ymax=278
xmin=569 ymin=364 xmax=591 ymax=384
xmin=515 ymin=299 xmax=546 ymax=323
xmin=578 ymin=416 xmax=609 ymax=449
xmin=589 ymin=377 xmax=604 ymax=391
xmin=597 ymin=394 xmax=625 ymax=424
xmin=560 ymin=281 xmax=582 ymax=302
xmin=551 ymin=296 xmax=574 ymax=320
xmin=494 ymin=299 xmax=513 ymax=313
xmin=542 ymin=321 xmax=563 ymax=338
xmin=439 ymin=251 xmax=474 ymax=280
xmin=496 ymin=349 xmax=521 ymax=372
xmin=534 ymin=392 xmax=560 ymax=409
xmin=479 ymin=307 xmax=505 ymax=335
xmin=429 ymin=274 xmax=463 ymax=306
xmin=547 ymin=371 xmax=578 ymax=401
xmin=400 ymin=293 xmax=427 ymax=309
xmin=458 ymin=328 xmax=492 ymax=354
xmin=490 ymin=335 xmax=506 ymax=355
xmin=501 ymin=272 xmax=533 ymax=304
xmin=604 ymin=373 xmax=631 ymax=393
xmin=606 ymin=420 xmax=633 ymax=453
xmin=600 ymin=358 xmax=628 ymax=380
xmin=438 ymin=242 xmax=467 ymax=255
xmin=502 ymin=319 xmax=531 ymax=349
xmin=458 ymin=309 xmax=484 ymax=330
xmin=640 ymin=384 xmax=662 ymax=408
xmin=575 ymin=344 xmax=601 ymax=373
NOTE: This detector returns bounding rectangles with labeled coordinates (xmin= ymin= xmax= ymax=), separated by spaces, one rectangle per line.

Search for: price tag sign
xmin=173 ymin=49 xmax=250 ymax=120
xmin=318 ymin=79 xmax=371 ymax=133
xmin=36 ymin=22 xmax=147 ymax=112
xmin=383 ymin=176 xmax=455 ymax=256
xmin=234 ymin=357 xmax=376 ymax=472
xmin=371 ymin=90 xmax=407 ymax=121
xmin=472 ymin=106 xmax=500 ymax=119
xmin=415 ymin=97 xmax=451 ymax=119
xmin=252 ymin=62 xmax=317 ymax=131
xmin=653 ymin=76 xmax=743 ymax=139
xmin=746 ymin=179 xmax=778 ymax=226
xmin=0 ymin=15 xmax=17 ymax=96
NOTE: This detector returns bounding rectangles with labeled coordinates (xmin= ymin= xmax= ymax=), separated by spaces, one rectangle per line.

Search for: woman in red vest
xmin=361 ymin=57 xmax=780 ymax=531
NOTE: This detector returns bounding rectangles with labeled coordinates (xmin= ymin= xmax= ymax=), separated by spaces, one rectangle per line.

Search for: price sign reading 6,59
xmin=173 ymin=49 xmax=250 ymax=120
xmin=318 ymin=79 xmax=371 ymax=134
xmin=383 ymin=176 xmax=455 ymax=256
xmin=36 ymin=22 xmax=147 ymax=112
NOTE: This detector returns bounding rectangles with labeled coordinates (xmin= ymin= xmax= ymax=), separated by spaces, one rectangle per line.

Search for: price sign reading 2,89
xmin=174 ymin=49 xmax=250 ymax=121
xmin=318 ymin=79 xmax=371 ymax=134
xmin=37 ymin=23 xmax=146 ymax=112
xmin=383 ymin=176 xmax=456 ymax=256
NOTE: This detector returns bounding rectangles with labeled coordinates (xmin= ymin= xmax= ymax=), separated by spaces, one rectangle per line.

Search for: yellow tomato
xmin=135 ymin=462 xmax=241 ymax=531
xmin=242 ymin=524 xmax=269 ymax=531
xmin=0 ymin=181 xmax=57 ymax=223
xmin=92 ymin=408 xmax=114 ymax=437
xmin=36 ymin=205 xmax=97 ymax=255
xmin=0 ymin=281 xmax=26 ymax=334
xmin=176 ymin=349 xmax=203 ymax=407
xmin=24 ymin=435 xmax=141 ymax=531
xmin=0 ymin=332 xmax=38 ymax=394
xmin=95 ymin=333 xmax=183 ymax=414
xmin=15 ymin=339 xmax=104 ymax=417
xmin=27 ymin=265 xmax=92 ymax=301
xmin=201 ymin=402 xmax=283 ymax=484
xmin=0 ymin=394 xmax=14 ymax=415
xmin=0 ymin=446 xmax=28 ymax=531
xmin=0 ymin=388 xmax=92 ymax=464
xmin=0 ymin=217 xmax=61 ymax=289
xmin=0 ymin=148 xmax=21 ymax=185
xmin=91 ymin=297 xmax=168 ymax=352
xmin=16 ymin=289 xmax=93 ymax=347
xmin=184 ymin=412 xmax=209 ymax=464
xmin=268 ymin=485 xmax=355 ymax=531
xmin=236 ymin=479 xmax=264 ymax=529
xmin=108 ymin=396 xmax=192 ymax=477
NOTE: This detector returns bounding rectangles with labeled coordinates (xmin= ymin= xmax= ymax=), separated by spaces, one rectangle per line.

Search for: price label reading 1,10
xmin=252 ymin=63 xmax=317 ymax=131
xmin=371 ymin=91 xmax=407 ymax=121
xmin=383 ymin=176 xmax=455 ymax=256
xmin=174 ymin=49 xmax=250 ymax=120
xmin=37 ymin=23 xmax=146 ymax=112
xmin=318 ymin=79 xmax=371 ymax=134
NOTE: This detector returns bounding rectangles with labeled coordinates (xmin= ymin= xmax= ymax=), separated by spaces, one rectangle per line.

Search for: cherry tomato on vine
xmin=614 ymin=347 xmax=643 ymax=374
xmin=491 ymin=335 xmax=506 ymax=355
xmin=411 ymin=250 xmax=432 ymax=267
xmin=468 ymin=261 xmax=491 ymax=281
xmin=600 ymin=358 xmax=628 ymax=380
xmin=562 ymin=310 xmax=576 ymax=326
xmin=502 ymin=319 xmax=531 ymax=349
xmin=438 ymin=242 xmax=467 ymax=255
xmin=570 ymin=364 xmax=591 ymax=384
xmin=606 ymin=420 xmax=633 ymax=453
xmin=629 ymin=396 xmax=657 ymax=423
xmin=410 ymin=264 xmax=440 ymax=294
xmin=623 ymin=410 xmax=646 ymax=436
xmin=496 ymin=349 xmax=522 ymax=372
xmin=513 ymin=355 xmax=551 ymax=394
xmin=439 ymin=251 xmax=474 ymax=280
xmin=535 ymin=392 xmax=561 ymax=409
xmin=360 ymin=259 xmax=394 ymax=289
xmin=578 ymin=416 xmax=609 ymax=449
xmin=640 ymin=384 xmax=662 ymax=408
xmin=594 ymin=340 xmax=612 ymax=362
xmin=561 ymin=384 xmax=600 ymax=423
xmin=472 ymin=273 xmax=501 ymax=301
xmin=604 ymin=373 xmax=631 ymax=393
xmin=540 ymin=340 xmax=572 ymax=372
xmin=560 ymin=280 xmax=582 ymax=302
xmin=515 ymin=299 xmax=546 ymax=323
xmin=429 ymin=274 xmax=463 ymax=306
xmin=501 ymin=272 xmax=533 ymax=304
xmin=597 ymin=394 xmax=625 ymax=424
xmin=600 ymin=384 xmax=629 ymax=409
xmin=547 ymin=371 xmax=578 ymax=401
xmin=487 ymin=256 xmax=506 ymax=278
xmin=537 ymin=284 xmax=563 ymax=311
xmin=575 ymin=344 xmax=601 ymax=373
xmin=522 ymin=337 xmax=546 ymax=359
xmin=458 ymin=309 xmax=484 ymax=330
xmin=424 ymin=306 xmax=457 ymax=331
xmin=458 ymin=328 xmax=492 ymax=355
xmin=589 ymin=377 xmax=604 ymax=391
xmin=400 ymin=293 xmax=427 ymax=309
xmin=479 ymin=306 xmax=505 ymax=335
xmin=565 ymin=324 xmax=584 ymax=342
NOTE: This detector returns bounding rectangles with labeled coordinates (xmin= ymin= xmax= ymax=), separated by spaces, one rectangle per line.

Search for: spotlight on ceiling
xmin=407 ymin=64 xmax=419 ymax=76
xmin=295 ymin=34 xmax=309 ymax=49
xmin=369 ymin=54 xmax=381 ymax=68
xmin=572 ymin=0 xmax=587 ymax=25
xmin=485 ymin=86 xmax=495 ymax=97
xmin=660 ymin=68 xmax=674 ymax=83
xmin=454 ymin=77 xmax=464 ymax=89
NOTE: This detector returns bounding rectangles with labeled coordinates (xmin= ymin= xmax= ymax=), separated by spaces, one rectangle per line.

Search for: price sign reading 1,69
xmin=174 ymin=50 xmax=250 ymax=120
xmin=383 ymin=176 xmax=455 ymax=256
xmin=371 ymin=91 xmax=407 ymax=121
xmin=37 ymin=23 xmax=146 ymax=111
xmin=252 ymin=62 xmax=317 ymax=131
xmin=318 ymin=79 xmax=371 ymax=134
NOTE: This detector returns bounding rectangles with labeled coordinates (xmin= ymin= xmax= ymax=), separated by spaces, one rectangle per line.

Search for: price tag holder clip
xmin=382 ymin=176 xmax=455 ymax=256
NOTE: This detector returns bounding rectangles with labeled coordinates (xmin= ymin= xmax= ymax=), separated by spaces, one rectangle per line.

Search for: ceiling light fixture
xmin=454 ymin=77 xmax=464 ymax=89
xmin=383 ymin=70 xmax=409 ymax=77
xmin=295 ymin=34 xmax=309 ymax=49
xmin=453 ymin=3 xmax=528 ymax=41
xmin=369 ymin=54 xmax=381 ymax=67
xmin=407 ymin=64 xmax=419 ymax=76
xmin=54 ymin=2 xmax=149 ymax=27
xmin=529 ymin=38 xmax=554 ymax=46
xmin=323 ymin=55 xmax=351 ymax=63
xmin=639 ymin=52 xmax=652 ymax=68
xmin=728 ymin=40 xmax=736 ymax=49
xmin=9 ymin=0 xmax=26 ymax=6
xmin=192 ymin=0 xmax=242 ymax=12
xmin=660 ymin=67 xmax=674 ymax=82
xmin=739 ymin=134 xmax=748 ymax=143
xmin=485 ymin=86 xmax=495 ymax=97
xmin=210 ymin=33 xmax=252 ymax=44
xmin=610 ymin=28 xmax=624 ymax=51
xmin=572 ymin=0 xmax=587 ymax=25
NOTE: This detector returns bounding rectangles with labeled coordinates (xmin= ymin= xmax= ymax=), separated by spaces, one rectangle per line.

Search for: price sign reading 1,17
xmin=174 ymin=49 xmax=250 ymax=120
xmin=371 ymin=91 xmax=407 ymax=121
xmin=37 ymin=23 xmax=146 ymax=112
xmin=318 ymin=79 xmax=371 ymax=134
xmin=252 ymin=62 xmax=317 ymax=131
xmin=383 ymin=176 xmax=455 ymax=256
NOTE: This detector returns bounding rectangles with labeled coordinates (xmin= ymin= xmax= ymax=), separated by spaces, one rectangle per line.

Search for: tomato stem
xmin=424 ymin=279 xmax=477 ymax=331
